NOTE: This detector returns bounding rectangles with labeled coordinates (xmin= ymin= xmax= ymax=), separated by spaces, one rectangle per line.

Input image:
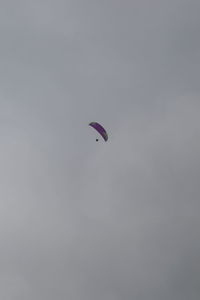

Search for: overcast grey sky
xmin=0 ymin=0 xmax=199 ymax=299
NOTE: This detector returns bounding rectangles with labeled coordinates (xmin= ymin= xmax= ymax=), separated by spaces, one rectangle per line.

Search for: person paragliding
xmin=89 ymin=122 xmax=108 ymax=142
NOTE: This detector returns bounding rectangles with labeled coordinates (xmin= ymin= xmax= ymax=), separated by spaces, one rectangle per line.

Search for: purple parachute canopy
xmin=89 ymin=122 xmax=108 ymax=141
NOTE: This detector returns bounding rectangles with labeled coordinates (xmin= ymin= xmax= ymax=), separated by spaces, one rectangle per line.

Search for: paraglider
xmin=89 ymin=122 xmax=108 ymax=142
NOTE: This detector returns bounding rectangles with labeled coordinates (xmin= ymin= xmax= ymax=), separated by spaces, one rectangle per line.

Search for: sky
xmin=0 ymin=0 xmax=199 ymax=299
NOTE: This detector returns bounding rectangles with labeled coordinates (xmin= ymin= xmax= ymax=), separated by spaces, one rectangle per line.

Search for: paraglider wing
xmin=89 ymin=122 xmax=108 ymax=141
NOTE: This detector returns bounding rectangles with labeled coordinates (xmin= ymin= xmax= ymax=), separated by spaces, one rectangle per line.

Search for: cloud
xmin=0 ymin=0 xmax=199 ymax=299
